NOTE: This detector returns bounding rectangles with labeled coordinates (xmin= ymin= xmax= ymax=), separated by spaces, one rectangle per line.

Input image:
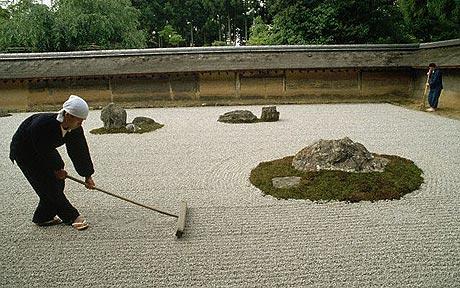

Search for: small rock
xmin=260 ymin=106 xmax=279 ymax=122
xmin=132 ymin=116 xmax=157 ymax=126
xmin=272 ymin=176 xmax=302 ymax=189
xmin=125 ymin=123 xmax=139 ymax=132
xmin=218 ymin=110 xmax=258 ymax=123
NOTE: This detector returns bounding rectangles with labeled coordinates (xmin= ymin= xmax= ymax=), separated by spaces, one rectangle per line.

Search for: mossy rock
xmin=250 ymin=154 xmax=423 ymax=202
xmin=218 ymin=110 xmax=259 ymax=123
xmin=90 ymin=122 xmax=164 ymax=134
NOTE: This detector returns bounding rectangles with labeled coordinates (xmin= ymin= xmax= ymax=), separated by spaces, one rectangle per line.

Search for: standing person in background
xmin=10 ymin=95 xmax=95 ymax=230
xmin=426 ymin=63 xmax=443 ymax=112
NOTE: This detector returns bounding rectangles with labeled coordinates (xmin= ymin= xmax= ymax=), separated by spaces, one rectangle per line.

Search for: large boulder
xmin=218 ymin=110 xmax=258 ymax=123
xmin=100 ymin=103 xmax=127 ymax=128
xmin=292 ymin=137 xmax=389 ymax=173
xmin=260 ymin=106 xmax=280 ymax=122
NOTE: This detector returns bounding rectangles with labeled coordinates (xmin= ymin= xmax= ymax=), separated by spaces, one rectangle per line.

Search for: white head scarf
xmin=57 ymin=95 xmax=89 ymax=122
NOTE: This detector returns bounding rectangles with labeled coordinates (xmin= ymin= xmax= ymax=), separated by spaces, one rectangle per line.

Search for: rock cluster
xmin=292 ymin=137 xmax=389 ymax=173
xmin=218 ymin=106 xmax=280 ymax=123
xmin=100 ymin=103 xmax=158 ymax=132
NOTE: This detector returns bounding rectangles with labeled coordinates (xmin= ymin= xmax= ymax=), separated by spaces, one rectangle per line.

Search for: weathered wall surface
xmin=442 ymin=70 xmax=460 ymax=108
xmin=0 ymin=68 xmax=416 ymax=110
xmin=0 ymin=40 xmax=458 ymax=110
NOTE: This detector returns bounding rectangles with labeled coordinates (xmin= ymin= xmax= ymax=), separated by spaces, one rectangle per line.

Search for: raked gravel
xmin=1 ymin=104 xmax=459 ymax=287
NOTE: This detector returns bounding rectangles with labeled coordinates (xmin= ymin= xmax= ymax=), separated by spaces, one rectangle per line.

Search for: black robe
xmin=10 ymin=113 xmax=94 ymax=176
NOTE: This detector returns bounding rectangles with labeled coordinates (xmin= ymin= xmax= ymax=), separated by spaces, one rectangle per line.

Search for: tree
xmin=201 ymin=0 xmax=261 ymax=45
xmin=247 ymin=15 xmax=273 ymax=45
xmin=0 ymin=0 xmax=54 ymax=52
xmin=427 ymin=0 xmax=460 ymax=40
xmin=333 ymin=0 xmax=410 ymax=44
xmin=167 ymin=0 xmax=207 ymax=47
xmin=268 ymin=0 xmax=339 ymax=44
xmin=133 ymin=0 xmax=209 ymax=47
xmin=133 ymin=0 xmax=265 ymax=47
xmin=131 ymin=0 xmax=170 ymax=47
xmin=0 ymin=7 xmax=8 ymax=23
xmin=398 ymin=0 xmax=460 ymax=42
xmin=266 ymin=0 xmax=410 ymax=45
xmin=158 ymin=24 xmax=185 ymax=47
xmin=53 ymin=0 xmax=147 ymax=51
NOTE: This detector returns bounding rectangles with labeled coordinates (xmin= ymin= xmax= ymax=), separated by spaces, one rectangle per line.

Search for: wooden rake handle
xmin=66 ymin=175 xmax=178 ymax=218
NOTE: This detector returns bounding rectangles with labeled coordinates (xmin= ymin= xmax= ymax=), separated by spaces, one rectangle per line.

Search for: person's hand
xmin=54 ymin=169 xmax=68 ymax=180
xmin=85 ymin=176 xmax=95 ymax=189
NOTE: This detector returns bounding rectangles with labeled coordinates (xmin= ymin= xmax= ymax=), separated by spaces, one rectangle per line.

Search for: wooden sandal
xmin=71 ymin=219 xmax=89 ymax=231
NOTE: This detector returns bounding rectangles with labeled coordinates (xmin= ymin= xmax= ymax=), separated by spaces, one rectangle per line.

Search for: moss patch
xmin=250 ymin=154 xmax=423 ymax=202
xmin=90 ymin=122 xmax=164 ymax=134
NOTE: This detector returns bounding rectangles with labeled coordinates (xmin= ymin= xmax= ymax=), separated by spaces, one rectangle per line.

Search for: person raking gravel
xmin=9 ymin=95 xmax=95 ymax=231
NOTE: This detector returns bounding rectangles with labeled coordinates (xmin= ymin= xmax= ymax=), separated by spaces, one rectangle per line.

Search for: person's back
xmin=10 ymin=113 xmax=60 ymax=162
xmin=429 ymin=67 xmax=443 ymax=90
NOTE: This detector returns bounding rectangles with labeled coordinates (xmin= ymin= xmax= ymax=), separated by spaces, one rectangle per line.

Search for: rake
xmin=420 ymin=71 xmax=431 ymax=110
xmin=66 ymin=175 xmax=188 ymax=238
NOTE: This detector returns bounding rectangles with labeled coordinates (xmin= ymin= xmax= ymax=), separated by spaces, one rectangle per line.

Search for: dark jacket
xmin=10 ymin=113 xmax=94 ymax=177
xmin=429 ymin=68 xmax=443 ymax=90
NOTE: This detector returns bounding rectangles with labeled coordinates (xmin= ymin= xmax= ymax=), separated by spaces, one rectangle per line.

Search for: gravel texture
xmin=1 ymin=104 xmax=459 ymax=287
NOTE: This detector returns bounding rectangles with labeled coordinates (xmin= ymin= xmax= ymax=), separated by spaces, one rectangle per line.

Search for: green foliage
xmin=158 ymin=24 xmax=185 ymax=47
xmin=398 ymin=0 xmax=460 ymax=42
xmin=132 ymin=0 xmax=264 ymax=47
xmin=334 ymin=0 xmax=410 ymax=44
xmin=53 ymin=0 xmax=147 ymax=51
xmin=249 ymin=154 xmax=424 ymax=202
xmin=0 ymin=0 xmax=458 ymax=52
xmin=247 ymin=16 xmax=273 ymax=45
xmin=0 ymin=0 xmax=54 ymax=52
xmin=0 ymin=7 xmax=8 ymax=22
xmin=133 ymin=0 xmax=207 ymax=47
xmin=268 ymin=1 xmax=336 ymax=44
xmin=0 ymin=0 xmax=146 ymax=52
xmin=266 ymin=0 xmax=410 ymax=44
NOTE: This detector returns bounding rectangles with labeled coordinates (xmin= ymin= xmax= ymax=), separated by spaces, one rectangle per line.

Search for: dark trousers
xmin=16 ymin=159 xmax=79 ymax=224
xmin=428 ymin=87 xmax=442 ymax=108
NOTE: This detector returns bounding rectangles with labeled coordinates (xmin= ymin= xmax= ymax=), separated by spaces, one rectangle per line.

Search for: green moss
xmin=90 ymin=122 xmax=164 ymax=134
xmin=249 ymin=154 xmax=423 ymax=202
